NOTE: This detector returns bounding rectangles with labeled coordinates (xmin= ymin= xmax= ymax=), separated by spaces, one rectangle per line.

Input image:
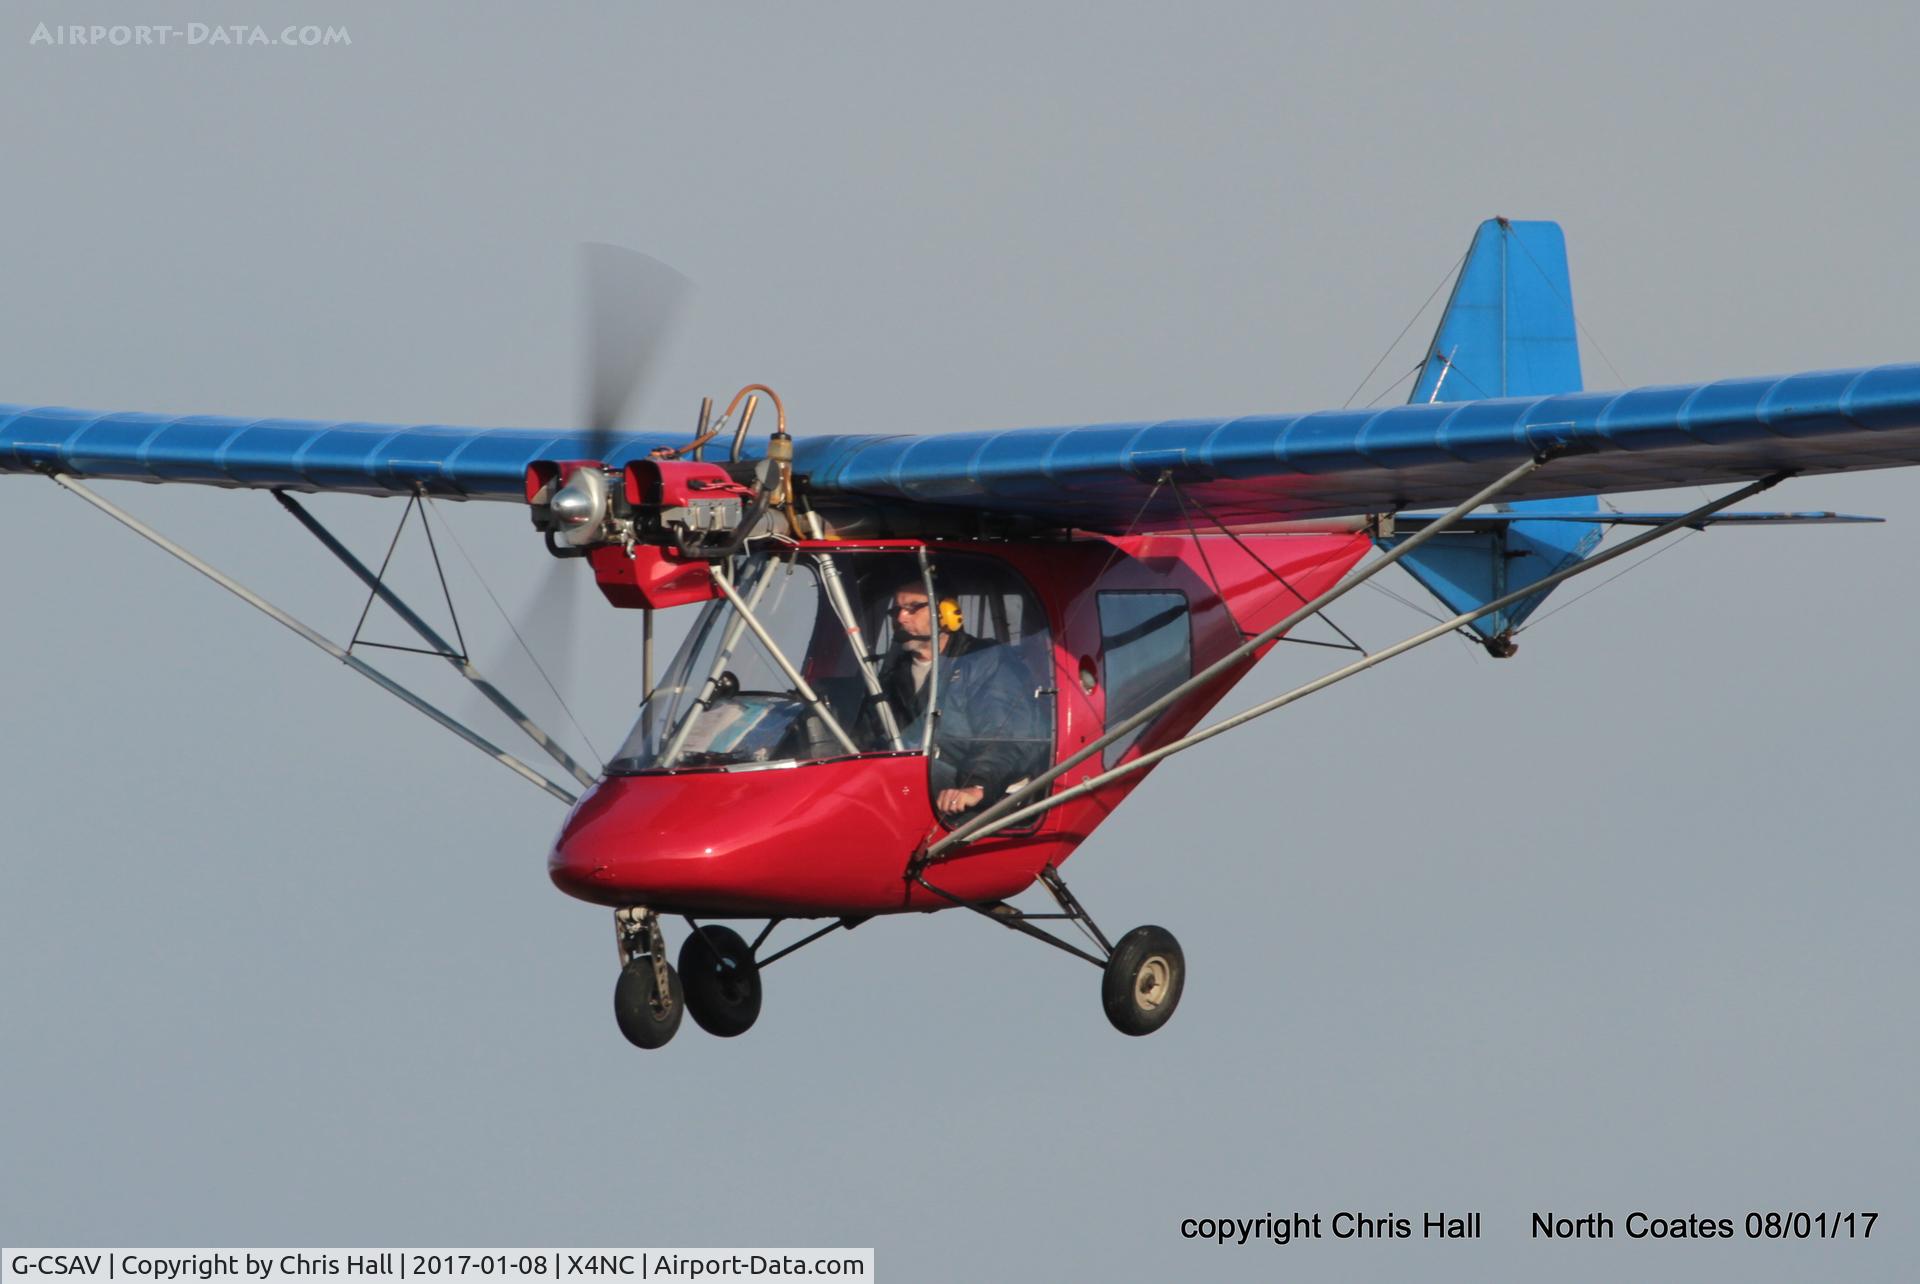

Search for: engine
xmin=524 ymin=431 xmax=793 ymax=610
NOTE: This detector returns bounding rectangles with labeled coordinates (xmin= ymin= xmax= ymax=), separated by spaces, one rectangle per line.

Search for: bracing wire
xmin=1359 ymin=575 xmax=1486 ymax=651
xmin=348 ymin=494 xmax=420 ymax=653
xmin=425 ymin=498 xmax=606 ymax=765
xmin=1507 ymin=229 xmax=1717 ymax=507
xmin=1515 ymin=528 xmax=1701 ymax=634
xmin=1362 ymin=361 xmax=1425 ymax=409
xmin=1503 ymin=228 xmax=1630 ymax=390
xmin=1341 ymin=249 xmax=1469 ymax=410
xmin=1059 ymin=478 xmax=1166 ymax=646
xmin=1173 ymin=483 xmax=1367 ymax=656
xmin=1168 ymin=482 xmax=1249 ymax=642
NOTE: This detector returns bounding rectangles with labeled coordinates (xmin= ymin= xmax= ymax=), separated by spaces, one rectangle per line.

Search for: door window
xmin=1098 ymin=591 xmax=1191 ymax=767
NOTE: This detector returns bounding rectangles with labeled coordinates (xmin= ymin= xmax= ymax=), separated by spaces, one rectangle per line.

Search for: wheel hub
xmin=1134 ymin=955 xmax=1170 ymax=1010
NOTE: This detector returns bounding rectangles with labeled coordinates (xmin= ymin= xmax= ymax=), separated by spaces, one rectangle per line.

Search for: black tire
xmin=614 ymin=956 xmax=684 ymax=1049
xmin=1101 ymin=925 xmax=1184 ymax=1036
xmin=679 ymin=925 xmax=763 ymax=1038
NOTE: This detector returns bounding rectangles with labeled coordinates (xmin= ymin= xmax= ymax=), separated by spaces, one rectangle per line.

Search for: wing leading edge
xmin=6 ymin=363 xmax=1920 ymax=527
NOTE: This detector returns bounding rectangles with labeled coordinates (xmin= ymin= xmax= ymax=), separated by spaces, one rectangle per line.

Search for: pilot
xmin=878 ymin=578 xmax=1048 ymax=821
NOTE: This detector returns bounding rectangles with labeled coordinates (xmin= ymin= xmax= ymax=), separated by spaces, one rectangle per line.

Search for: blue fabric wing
xmin=794 ymin=363 xmax=1920 ymax=530
xmin=7 ymin=364 xmax=1920 ymax=524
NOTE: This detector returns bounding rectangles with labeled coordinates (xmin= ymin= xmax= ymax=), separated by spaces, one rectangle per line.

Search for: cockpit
xmin=607 ymin=549 xmax=1053 ymax=819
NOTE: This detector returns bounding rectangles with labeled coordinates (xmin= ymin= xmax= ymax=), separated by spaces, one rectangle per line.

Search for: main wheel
xmin=614 ymin=956 xmax=684 ymax=1049
xmin=1101 ymin=925 xmax=1184 ymax=1036
xmin=679 ymin=925 xmax=763 ymax=1038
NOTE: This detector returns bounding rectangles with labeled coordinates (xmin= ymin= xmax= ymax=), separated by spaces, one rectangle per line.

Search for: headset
xmin=938 ymin=597 xmax=964 ymax=633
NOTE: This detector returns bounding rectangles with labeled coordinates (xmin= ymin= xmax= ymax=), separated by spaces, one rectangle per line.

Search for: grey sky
xmin=2 ymin=3 xmax=1914 ymax=1279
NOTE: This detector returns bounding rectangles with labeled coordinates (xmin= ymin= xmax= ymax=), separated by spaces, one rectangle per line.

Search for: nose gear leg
xmin=615 ymin=905 xmax=673 ymax=1007
xmin=613 ymin=906 xmax=684 ymax=1049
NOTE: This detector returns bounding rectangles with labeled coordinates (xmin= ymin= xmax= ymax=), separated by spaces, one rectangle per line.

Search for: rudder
xmin=1388 ymin=218 xmax=1601 ymax=654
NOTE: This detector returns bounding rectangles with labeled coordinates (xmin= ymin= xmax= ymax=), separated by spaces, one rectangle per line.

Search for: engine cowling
xmin=525 ymin=458 xmax=765 ymax=609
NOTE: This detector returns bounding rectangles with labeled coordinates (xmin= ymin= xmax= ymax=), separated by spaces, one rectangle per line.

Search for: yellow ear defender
xmin=938 ymin=597 xmax=964 ymax=633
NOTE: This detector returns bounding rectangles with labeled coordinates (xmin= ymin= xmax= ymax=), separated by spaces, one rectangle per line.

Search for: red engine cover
xmin=589 ymin=544 xmax=719 ymax=610
xmin=623 ymin=459 xmax=754 ymax=507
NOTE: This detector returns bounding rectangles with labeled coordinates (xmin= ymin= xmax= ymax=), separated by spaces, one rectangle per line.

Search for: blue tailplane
xmin=1385 ymin=218 xmax=1600 ymax=655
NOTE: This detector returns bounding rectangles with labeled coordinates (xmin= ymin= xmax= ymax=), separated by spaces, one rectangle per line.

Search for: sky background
xmin=2 ymin=3 xmax=1915 ymax=1279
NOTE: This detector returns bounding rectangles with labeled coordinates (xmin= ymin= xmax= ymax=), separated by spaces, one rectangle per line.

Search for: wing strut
xmin=928 ymin=471 xmax=1790 ymax=854
xmin=275 ymin=491 xmax=599 ymax=789
xmin=51 ymin=474 xmax=581 ymax=806
xmin=920 ymin=452 xmax=1555 ymax=865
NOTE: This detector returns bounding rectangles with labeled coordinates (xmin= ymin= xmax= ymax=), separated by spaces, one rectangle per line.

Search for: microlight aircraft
xmin=6 ymin=219 xmax=1915 ymax=1048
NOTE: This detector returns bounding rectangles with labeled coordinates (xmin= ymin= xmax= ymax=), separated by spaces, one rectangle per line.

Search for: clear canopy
xmin=608 ymin=549 xmax=1053 ymax=803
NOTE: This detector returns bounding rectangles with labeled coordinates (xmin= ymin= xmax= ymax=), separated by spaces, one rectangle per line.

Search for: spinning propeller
xmin=580 ymin=242 xmax=692 ymax=467
xmin=510 ymin=244 xmax=692 ymax=711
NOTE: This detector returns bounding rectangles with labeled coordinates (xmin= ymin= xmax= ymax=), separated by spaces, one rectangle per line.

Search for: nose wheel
xmin=613 ymin=907 xmax=684 ymax=1049
xmin=611 ymin=911 xmax=783 ymax=1048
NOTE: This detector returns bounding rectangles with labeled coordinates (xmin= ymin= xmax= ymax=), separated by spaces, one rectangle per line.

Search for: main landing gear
xmin=915 ymin=863 xmax=1187 ymax=1037
xmin=678 ymin=924 xmax=762 ymax=1038
xmin=1102 ymin=925 xmax=1185 ymax=1037
xmin=610 ymin=870 xmax=1182 ymax=1046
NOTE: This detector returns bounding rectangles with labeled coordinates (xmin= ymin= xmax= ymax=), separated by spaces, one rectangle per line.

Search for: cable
xmin=1175 ymin=484 xmax=1368 ymax=655
xmin=1515 ymin=528 xmax=1701 ymax=634
xmin=1503 ymin=225 xmax=1630 ymax=390
xmin=1341 ymin=249 xmax=1470 ymax=409
xmin=1362 ymin=361 xmax=1425 ymax=409
xmin=426 ymin=497 xmax=606 ymax=765
xmin=1168 ymin=482 xmax=1249 ymax=642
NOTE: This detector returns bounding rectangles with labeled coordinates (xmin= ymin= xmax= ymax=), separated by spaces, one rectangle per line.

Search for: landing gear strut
xmin=613 ymin=907 xmax=683 ymax=1049
xmin=914 ymin=863 xmax=1186 ymax=1037
xmin=608 ymin=913 xmax=861 ymax=1049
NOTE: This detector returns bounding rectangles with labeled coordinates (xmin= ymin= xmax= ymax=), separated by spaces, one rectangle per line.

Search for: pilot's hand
xmin=936 ymin=786 xmax=986 ymax=817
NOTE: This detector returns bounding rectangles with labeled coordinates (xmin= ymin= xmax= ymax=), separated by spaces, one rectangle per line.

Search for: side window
xmin=1098 ymin=591 xmax=1190 ymax=767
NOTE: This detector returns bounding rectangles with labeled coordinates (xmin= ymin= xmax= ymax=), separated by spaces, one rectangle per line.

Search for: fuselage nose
xmin=546 ymin=778 xmax=634 ymax=899
xmin=547 ymin=756 xmax=938 ymax=914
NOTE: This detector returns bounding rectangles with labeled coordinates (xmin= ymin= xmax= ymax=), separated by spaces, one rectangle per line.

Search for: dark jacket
xmin=877 ymin=632 xmax=1049 ymax=801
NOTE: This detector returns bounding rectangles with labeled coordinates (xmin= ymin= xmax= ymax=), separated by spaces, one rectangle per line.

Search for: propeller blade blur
xmin=580 ymin=242 xmax=691 ymax=459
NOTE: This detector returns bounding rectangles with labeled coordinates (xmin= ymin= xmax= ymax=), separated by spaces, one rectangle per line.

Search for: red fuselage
xmin=548 ymin=533 xmax=1370 ymax=917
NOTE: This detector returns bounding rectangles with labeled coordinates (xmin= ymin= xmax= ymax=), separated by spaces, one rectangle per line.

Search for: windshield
xmin=608 ymin=551 xmax=924 ymax=772
xmin=607 ymin=549 xmax=1055 ymax=788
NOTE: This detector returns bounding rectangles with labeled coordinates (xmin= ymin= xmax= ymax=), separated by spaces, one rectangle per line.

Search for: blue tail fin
xmin=1387 ymin=218 xmax=1601 ymax=655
